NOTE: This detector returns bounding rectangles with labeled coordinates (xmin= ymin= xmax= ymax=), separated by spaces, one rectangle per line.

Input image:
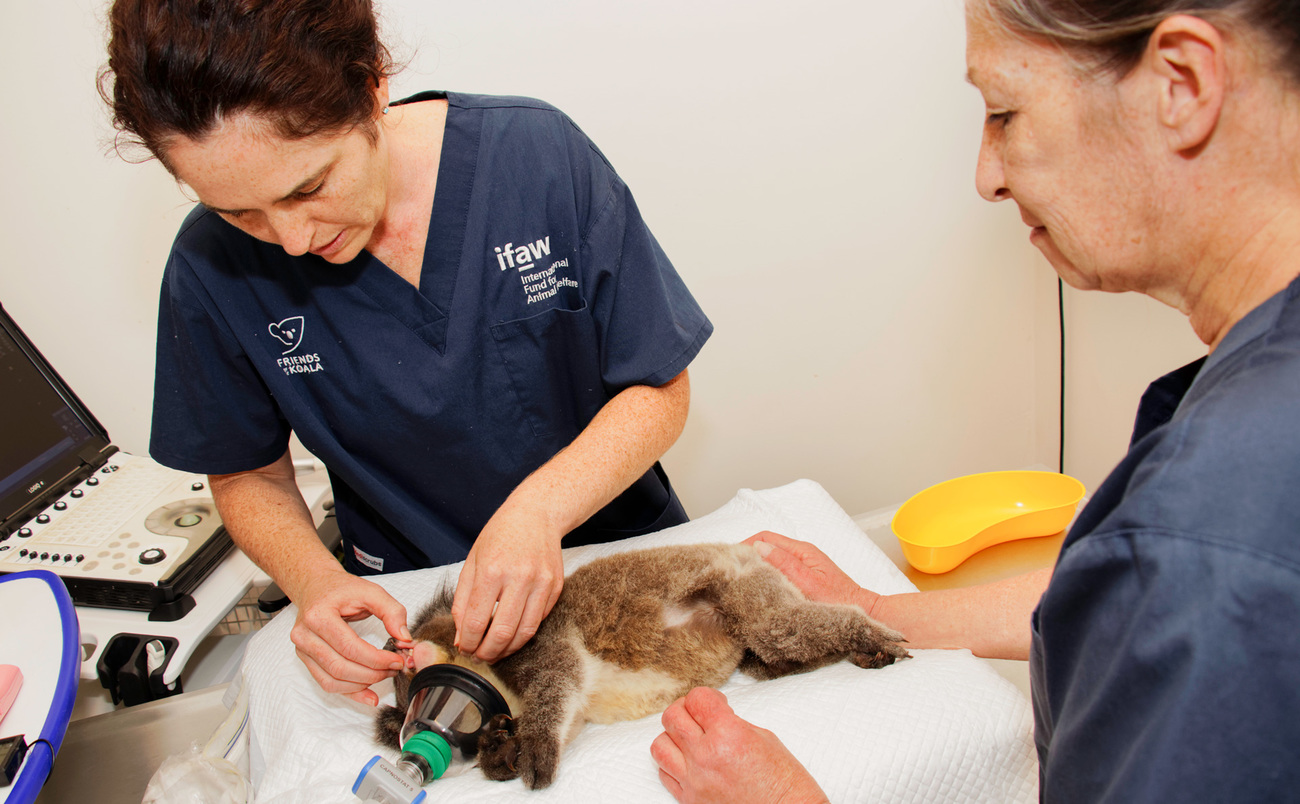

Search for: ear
xmin=1144 ymin=14 xmax=1228 ymax=153
xmin=376 ymin=75 xmax=391 ymax=117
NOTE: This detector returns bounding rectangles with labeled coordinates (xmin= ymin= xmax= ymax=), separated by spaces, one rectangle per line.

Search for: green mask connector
xmin=399 ymin=730 xmax=453 ymax=783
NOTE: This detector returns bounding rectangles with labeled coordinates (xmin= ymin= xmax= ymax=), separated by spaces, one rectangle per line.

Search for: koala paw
xmin=851 ymin=625 xmax=911 ymax=669
xmin=476 ymin=713 xmax=559 ymax=789
xmin=516 ymin=730 xmax=560 ymax=790
xmin=477 ymin=714 xmax=520 ymax=782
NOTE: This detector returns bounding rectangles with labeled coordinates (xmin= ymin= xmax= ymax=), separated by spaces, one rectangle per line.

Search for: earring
xmin=382 ymin=105 xmax=390 ymax=115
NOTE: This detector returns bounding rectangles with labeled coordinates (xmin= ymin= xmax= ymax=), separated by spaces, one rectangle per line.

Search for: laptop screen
xmin=0 ymin=304 xmax=112 ymax=533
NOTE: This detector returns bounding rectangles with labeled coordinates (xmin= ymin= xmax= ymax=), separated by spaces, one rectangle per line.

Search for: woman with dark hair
xmin=102 ymin=0 xmax=711 ymax=705
xmin=653 ymin=1 xmax=1300 ymax=801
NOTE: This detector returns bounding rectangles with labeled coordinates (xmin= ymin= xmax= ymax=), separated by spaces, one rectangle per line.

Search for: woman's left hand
xmin=451 ymin=503 xmax=565 ymax=662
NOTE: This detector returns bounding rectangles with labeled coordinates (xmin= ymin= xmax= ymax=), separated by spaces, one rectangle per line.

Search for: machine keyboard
xmin=35 ymin=461 xmax=184 ymax=548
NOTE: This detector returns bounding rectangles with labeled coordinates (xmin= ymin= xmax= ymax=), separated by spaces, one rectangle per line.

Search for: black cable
xmin=1059 ymin=277 xmax=1066 ymax=474
xmin=31 ymin=737 xmax=54 ymax=780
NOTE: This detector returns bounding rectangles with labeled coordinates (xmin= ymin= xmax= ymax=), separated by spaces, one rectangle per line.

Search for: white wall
xmin=0 ymin=0 xmax=1206 ymax=522
xmin=1062 ymin=288 xmax=1205 ymax=494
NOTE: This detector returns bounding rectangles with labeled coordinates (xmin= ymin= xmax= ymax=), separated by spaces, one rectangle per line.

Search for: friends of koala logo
xmin=268 ymin=316 xmax=324 ymax=375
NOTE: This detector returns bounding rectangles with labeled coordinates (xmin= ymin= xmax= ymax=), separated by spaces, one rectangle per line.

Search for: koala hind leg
xmin=725 ymin=564 xmax=910 ymax=680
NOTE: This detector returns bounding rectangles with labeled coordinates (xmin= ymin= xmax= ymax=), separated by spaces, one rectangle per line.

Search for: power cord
xmin=1059 ymin=277 xmax=1066 ymax=474
xmin=0 ymin=734 xmax=52 ymax=787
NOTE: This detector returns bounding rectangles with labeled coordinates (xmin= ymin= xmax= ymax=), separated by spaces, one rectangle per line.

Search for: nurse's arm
xmin=208 ymin=448 xmax=411 ymax=705
xmin=454 ymin=368 xmax=692 ymax=662
xmin=747 ymin=531 xmax=1045 ymax=661
xmin=868 ymin=569 xmax=1047 ymax=660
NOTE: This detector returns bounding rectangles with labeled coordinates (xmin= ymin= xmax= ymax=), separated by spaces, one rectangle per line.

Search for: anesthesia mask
xmin=354 ymin=663 xmax=512 ymax=804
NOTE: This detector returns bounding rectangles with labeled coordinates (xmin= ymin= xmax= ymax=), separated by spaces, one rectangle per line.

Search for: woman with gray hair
xmin=653 ymin=1 xmax=1300 ymax=801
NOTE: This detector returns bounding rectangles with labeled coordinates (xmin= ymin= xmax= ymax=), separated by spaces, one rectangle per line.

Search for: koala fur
xmin=375 ymin=542 xmax=908 ymax=789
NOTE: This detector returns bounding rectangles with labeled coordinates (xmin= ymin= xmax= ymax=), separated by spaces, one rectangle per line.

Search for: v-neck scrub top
xmin=149 ymin=92 xmax=713 ymax=573
xmin=1030 ymin=275 xmax=1300 ymax=801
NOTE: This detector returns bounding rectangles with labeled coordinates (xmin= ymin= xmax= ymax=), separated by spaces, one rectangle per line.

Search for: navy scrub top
xmin=149 ymin=92 xmax=713 ymax=574
xmin=1030 ymin=276 xmax=1300 ymax=801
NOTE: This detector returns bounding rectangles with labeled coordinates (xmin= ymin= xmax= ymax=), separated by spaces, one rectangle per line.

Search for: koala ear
xmin=374 ymin=703 xmax=406 ymax=750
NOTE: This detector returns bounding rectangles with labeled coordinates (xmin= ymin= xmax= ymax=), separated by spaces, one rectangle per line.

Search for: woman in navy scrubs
xmin=654 ymin=1 xmax=1300 ymax=802
xmin=102 ymin=0 xmax=711 ymax=704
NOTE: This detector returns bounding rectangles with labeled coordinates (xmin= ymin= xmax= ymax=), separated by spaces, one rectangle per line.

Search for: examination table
xmin=42 ymin=480 xmax=1046 ymax=803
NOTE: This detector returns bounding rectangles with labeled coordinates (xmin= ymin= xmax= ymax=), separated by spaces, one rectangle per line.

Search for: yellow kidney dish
xmin=891 ymin=471 xmax=1086 ymax=574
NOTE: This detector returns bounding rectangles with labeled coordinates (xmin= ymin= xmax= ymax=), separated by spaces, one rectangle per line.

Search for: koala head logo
xmin=269 ymin=316 xmax=305 ymax=355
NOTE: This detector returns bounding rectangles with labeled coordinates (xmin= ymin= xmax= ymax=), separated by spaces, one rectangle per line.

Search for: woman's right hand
xmin=743 ymin=531 xmax=881 ymax=614
xmin=288 ymin=568 xmax=413 ymax=706
xmin=652 ymin=687 xmax=830 ymax=804
xmin=207 ymin=451 xmax=414 ymax=704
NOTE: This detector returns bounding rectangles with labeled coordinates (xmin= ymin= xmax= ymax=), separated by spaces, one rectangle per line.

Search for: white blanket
xmin=239 ymin=480 xmax=1038 ymax=803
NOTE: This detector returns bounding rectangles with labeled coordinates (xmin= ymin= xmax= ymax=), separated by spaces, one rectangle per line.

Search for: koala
xmin=376 ymin=542 xmax=908 ymax=789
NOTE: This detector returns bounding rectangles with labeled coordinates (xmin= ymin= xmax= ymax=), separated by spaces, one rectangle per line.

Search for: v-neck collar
xmin=352 ymin=91 xmax=481 ymax=354
xmin=1131 ymin=275 xmax=1300 ymax=445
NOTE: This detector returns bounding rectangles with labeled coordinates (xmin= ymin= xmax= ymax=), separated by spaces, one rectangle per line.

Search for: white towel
xmin=239 ymin=480 xmax=1038 ymax=803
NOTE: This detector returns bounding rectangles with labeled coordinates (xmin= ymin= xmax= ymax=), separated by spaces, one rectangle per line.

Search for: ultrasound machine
xmin=0 ymin=299 xmax=336 ymax=707
xmin=0 ymin=301 xmax=341 ymax=803
xmin=0 ymin=309 xmax=230 ymax=610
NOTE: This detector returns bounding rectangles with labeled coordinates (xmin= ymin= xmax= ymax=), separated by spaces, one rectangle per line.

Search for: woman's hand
xmin=289 ymin=568 xmax=412 ymax=706
xmin=451 ymin=503 xmax=565 ymax=662
xmin=747 ymin=531 xmax=1045 ymax=659
xmin=744 ymin=531 xmax=880 ymax=614
xmin=209 ymin=450 xmax=414 ymax=705
xmin=652 ymin=687 xmax=830 ymax=804
xmin=447 ymin=372 xmax=692 ymax=662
